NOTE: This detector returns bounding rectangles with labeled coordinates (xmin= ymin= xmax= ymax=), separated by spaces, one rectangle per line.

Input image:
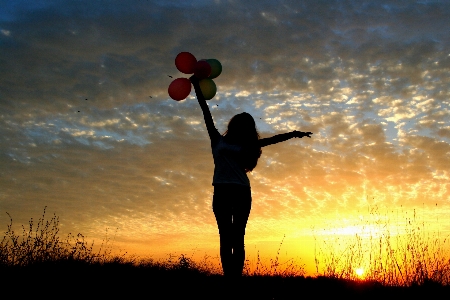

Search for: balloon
xmin=175 ymin=52 xmax=197 ymax=74
xmin=207 ymin=59 xmax=222 ymax=79
xmin=168 ymin=78 xmax=192 ymax=101
xmin=199 ymin=78 xmax=217 ymax=100
xmin=194 ymin=60 xmax=211 ymax=79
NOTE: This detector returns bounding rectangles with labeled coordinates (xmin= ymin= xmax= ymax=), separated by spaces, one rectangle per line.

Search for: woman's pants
xmin=213 ymin=184 xmax=252 ymax=278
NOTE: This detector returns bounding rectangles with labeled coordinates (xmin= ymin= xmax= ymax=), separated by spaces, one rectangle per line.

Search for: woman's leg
xmin=231 ymin=186 xmax=252 ymax=277
xmin=218 ymin=232 xmax=232 ymax=276
xmin=231 ymin=233 xmax=245 ymax=277
xmin=213 ymin=185 xmax=233 ymax=277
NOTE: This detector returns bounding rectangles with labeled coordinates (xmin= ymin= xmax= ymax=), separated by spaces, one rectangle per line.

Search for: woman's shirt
xmin=211 ymin=135 xmax=250 ymax=187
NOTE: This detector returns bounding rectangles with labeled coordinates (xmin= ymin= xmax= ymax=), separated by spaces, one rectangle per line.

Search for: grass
xmin=314 ymin=205 xmax=450 ymax=287
xmin=243 ymin=235 xmax=306 ymax=278
xmin=1 ymin=207 xmax=450 ymax=299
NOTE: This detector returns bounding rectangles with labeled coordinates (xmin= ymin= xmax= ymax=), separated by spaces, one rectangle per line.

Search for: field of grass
xmin=1 ymin=207 xmax=449 ymax=299
xmin=314 ymin=206 xmax=450 ymax=287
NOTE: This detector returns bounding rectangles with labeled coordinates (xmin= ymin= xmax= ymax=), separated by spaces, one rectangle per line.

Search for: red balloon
xmin=194 ymin=60 xmax=211 ymax=79
xmin=175 ymin=52 xmax=197 ymax=74
xmin=168 ymin=78 xmax=192 ymax=101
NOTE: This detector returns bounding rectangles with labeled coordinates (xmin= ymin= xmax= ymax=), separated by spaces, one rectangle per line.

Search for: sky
xmin=1 ymin=0 xmax=450 ymax=275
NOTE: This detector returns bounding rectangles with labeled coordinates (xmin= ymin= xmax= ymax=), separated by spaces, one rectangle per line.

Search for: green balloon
xmin=207 ymin=59 xmax=222 ymax=79
xmin=199 ymin=78 xmax=217 ymax=100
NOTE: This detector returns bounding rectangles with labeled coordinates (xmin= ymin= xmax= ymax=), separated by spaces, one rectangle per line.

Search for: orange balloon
xmin=175 ymin=52 xmax=197 ymax=74
xmin=168 ymin=78 xmax=192 ymax=101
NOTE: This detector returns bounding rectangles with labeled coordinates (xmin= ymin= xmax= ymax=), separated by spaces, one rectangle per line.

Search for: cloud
xmin=2 ymin=0 xmax=448 ymax=113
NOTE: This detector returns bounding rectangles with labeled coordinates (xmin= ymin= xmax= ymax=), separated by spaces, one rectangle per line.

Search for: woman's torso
xmin=211 ymin=136 xmax=250 ymax=187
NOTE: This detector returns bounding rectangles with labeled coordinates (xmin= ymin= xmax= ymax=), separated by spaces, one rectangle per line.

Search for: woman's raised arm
xmin=258 ymin=130 xmax=312 ymax=147
xmin=190 ymin=76 xmax=220 ymax=144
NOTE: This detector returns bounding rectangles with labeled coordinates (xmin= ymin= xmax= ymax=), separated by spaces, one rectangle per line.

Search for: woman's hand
xmin=293 ymin=130 xmax=313 ymax=138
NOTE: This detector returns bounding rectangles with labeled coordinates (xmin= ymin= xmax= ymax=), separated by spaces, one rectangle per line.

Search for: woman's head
xmin=224 ymin=112 xmax=259 ymax=144
xmin=224 ymin=112 xmax=262 ymax=172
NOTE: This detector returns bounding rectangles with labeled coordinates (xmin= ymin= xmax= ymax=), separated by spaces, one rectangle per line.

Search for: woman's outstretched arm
xmin=190 ymin=76 xmax=220 ymax=145
xmin=258 ymin=131 xmax=312 ymax=147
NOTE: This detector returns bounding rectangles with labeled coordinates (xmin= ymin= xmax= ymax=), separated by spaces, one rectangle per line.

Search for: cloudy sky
xmin=1 ymin=0 xmax=449 ymax=274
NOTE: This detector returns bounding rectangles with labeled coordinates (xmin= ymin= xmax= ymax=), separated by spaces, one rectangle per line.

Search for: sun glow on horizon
xmin=318 ymin=224 xmax=382 ymax=237
xmin=355 ymin=267 xmax=365 ymax=278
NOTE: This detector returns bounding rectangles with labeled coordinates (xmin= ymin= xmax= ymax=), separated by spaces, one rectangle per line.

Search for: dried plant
xmin=243 ymin=235 xmax=306 ymax=277
xmin=314 ymin=206 xmax=450 ymax=286
xmin=0 ymin=207 xmax=127 ymax=267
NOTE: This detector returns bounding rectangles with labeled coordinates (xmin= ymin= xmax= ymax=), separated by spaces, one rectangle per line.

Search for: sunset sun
xmin=355 ymin=267 xmax=365 ymax=278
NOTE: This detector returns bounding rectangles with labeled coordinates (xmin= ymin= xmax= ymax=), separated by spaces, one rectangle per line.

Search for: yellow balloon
xmin=199 ymin=79 xmax=217 ymax=100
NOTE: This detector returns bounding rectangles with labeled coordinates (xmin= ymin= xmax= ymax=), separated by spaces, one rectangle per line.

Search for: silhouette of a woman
xmin=190 ymin=76 xmax=312 ymax=280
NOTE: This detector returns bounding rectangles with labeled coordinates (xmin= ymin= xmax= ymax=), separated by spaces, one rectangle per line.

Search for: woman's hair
xmin=223 ymin=112 xmax=262 ymax=172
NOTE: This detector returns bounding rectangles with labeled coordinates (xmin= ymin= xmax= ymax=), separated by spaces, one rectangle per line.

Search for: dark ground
xmin=2 ymin=261 xmax=449 ymax=299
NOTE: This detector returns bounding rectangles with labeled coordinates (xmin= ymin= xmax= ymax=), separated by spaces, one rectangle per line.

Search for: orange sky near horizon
xmin=1 ymin=1 xmax=450 ymax=277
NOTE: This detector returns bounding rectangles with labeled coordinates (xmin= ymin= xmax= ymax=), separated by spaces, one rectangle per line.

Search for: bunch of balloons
xmin=168 ymin=52 xmax=222 ymax=101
